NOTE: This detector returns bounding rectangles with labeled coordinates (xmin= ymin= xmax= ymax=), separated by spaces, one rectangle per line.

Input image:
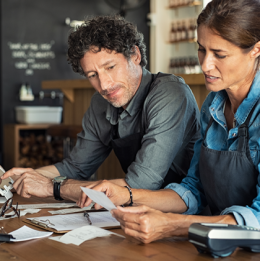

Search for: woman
xmin=78 ymin=0 xmax=260 ymax=243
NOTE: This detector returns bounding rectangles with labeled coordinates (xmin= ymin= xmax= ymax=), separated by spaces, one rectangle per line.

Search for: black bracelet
xmin=124 ymin=186 xmax=133 ymax=206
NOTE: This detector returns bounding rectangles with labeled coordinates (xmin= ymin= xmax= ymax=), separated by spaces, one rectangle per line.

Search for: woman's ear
xmin=251 ymin=41 xmax=260 ymax=58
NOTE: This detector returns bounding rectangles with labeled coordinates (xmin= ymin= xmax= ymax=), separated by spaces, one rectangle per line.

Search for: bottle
xmin=169 ymin=58 xmax=173 ymax=74
xmin=193 ymin=18 xmax=197 ymax=39
xmin=181 ymin=20 xmax=187 ymax=40
xmin=194 ymin=57 xmax=202 ymax=74
xmin=184 ymin=57 xmax=191 ymax=74
xmin=179 ymin=58 xmax=185 ymax=74
xmin=176 ymin=21 xmax=182 ymax=41
xmin=170 ymin=22 xmax=176 ymax=42
xmin=26 ymin=82 xmax=35 ymax=101
xmin=19 ymin=83 xmax=27 ymax=100
xmin=190 ymin=57 xmax=196 ymax=74
xmin=188 ymin=19 xmax=193 ymax=40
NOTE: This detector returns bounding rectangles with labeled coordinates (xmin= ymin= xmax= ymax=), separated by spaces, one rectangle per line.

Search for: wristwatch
xmin=52 ymin=176 xmax=67 ymax=201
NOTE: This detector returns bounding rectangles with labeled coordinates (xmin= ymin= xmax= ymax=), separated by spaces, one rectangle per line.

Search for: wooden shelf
xmin=175 ymin=73 xmax=204 ymax=85
xmin=174 ymin=73 xmax=208 ymax=109
xmin=168 ymin=1 xmax=202 ymax=9
xmin=42 ymin=79 xmax=93 ymax=103
xmin=3 ymin=124 xmax=54 ymax=170
xmin=42 ymin=79 xmax=93 ymax=90
xmin=168 ymin=38 xmax=197 ymax=44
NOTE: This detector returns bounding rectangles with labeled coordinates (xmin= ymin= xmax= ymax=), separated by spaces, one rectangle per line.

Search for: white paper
xmin=88 ymin=212 xmax=120 ymax=228
xmin=10 ymin=225 xmax=53 ymax=242
xmin=49 ymin=235 xmax=63 ymax=243
xmin=48 ymin=203 xmax=94 ymax=215
xmin=16 ymin=203 xmax=77 ymax=210
xmin=80 ymin=187 xmax=116 ymax=211
xmin=0 ymin=196 xmax=6 ymax=203
xmin=57 ymin=226 xmax=124 ymax=246
xmin=27 ymin=211 xmax=120 ymax=231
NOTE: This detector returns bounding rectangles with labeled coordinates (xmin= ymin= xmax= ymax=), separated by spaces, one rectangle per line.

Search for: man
xmin=1 ymin=15 xmax=200 ymax=202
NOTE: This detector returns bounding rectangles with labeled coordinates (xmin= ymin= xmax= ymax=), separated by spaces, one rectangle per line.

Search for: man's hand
xmin=111 ymin=205 xmax=183 ymax=244
xmin=1 ymin=168 xmax=53 ymax=198
xmin=77 ymin=180 xmax=130 ymax=209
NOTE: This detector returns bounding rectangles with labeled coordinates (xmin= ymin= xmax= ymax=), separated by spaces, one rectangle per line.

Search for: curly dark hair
xmin=67 ymin=15 xmax=147 ymax=76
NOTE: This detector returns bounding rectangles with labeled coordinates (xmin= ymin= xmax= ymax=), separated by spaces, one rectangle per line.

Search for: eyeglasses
xmin=0 ymin=198 xmax=20 ymax=218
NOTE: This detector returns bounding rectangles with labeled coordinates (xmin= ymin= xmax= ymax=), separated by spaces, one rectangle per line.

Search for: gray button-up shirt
xmin=55 ymin=68 xmax=200 ymax=190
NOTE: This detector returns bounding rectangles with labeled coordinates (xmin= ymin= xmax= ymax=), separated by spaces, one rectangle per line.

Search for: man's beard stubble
xmin=101 ymin=82 xmax=138 ymax=108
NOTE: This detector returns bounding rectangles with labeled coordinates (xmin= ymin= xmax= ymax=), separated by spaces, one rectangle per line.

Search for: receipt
xmin=50 ymin=226 xmax=124 ymax=246
xmin=80 ymin=187 xmax=116 ymax=211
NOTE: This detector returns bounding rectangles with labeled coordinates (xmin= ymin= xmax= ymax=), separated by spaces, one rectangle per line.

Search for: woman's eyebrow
xmin=197 ymin=40 xmax=227 ymax=52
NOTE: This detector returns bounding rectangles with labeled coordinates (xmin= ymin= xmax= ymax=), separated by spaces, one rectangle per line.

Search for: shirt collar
xmin=210 ymin=71 xmax=260 ymax=125
xmin=106 ymin=67 xmax=153 ymax=124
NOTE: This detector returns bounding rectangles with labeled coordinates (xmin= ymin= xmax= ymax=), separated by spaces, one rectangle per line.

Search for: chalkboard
xmin=0 ymin=0 xmax=150 ymax=162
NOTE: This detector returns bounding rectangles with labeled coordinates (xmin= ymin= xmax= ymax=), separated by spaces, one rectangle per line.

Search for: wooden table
xmin=0 ymin=195 xmax=260 ymax=261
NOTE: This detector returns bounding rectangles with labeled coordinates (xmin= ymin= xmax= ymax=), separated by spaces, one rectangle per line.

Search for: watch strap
xmin=53 ymin=182 xmax=64 ymax=201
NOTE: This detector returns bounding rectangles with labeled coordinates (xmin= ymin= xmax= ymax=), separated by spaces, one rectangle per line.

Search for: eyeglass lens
xmin=0 ymin=198 xmax=20 ymax=218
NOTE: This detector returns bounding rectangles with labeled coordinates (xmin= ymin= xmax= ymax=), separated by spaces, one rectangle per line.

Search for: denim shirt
xmin=166 ymin=71 xmax=260 ymax=228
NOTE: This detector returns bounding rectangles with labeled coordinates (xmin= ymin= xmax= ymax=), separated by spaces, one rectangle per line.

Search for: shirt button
xmin=232 ymin=133 xmax=236 ymax=137
xmin=211 ymin=108 xmax=214 ymax=111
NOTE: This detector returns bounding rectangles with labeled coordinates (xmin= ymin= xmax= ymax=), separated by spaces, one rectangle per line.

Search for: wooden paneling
xmin=176 ymin=73 xmax=205 ymax=85
xmin=176 ymin=74 xmax=209 ymax=109
xmin=189 ymin=85 xmax=210 ymax=109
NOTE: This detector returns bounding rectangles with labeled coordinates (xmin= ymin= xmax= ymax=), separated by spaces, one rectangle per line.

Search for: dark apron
xmin=110 ymin=73 xmax=184 ymax=188
xmin=199 ymin=105 xmax=258 ymax=215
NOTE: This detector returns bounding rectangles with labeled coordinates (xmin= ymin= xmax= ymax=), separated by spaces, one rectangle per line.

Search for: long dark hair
xmin=197 ymin=0 xmax=260 ymax=69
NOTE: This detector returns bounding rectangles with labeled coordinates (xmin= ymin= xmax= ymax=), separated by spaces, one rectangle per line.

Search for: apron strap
xmin=237 ymin=102 xmax=258 ymax=159
xmin=111 ymin=72 xmax=161 ymax=140
xmin=204 ymin=101 xmax=258 ymax=158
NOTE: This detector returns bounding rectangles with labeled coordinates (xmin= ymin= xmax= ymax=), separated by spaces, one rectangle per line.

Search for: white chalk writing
xmin=8 ymin=41 xmax=55 ymax=75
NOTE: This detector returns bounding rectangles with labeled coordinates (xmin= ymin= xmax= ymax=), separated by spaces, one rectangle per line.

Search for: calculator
xmin=188 ymin=223 xmax=260 ymax=258
xmin=0 ymin=166 xmax=13 ymax=200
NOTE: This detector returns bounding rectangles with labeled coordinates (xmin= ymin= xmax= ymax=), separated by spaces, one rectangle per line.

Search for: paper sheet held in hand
xmin=80 ymin=187 xmax=117 ymax=211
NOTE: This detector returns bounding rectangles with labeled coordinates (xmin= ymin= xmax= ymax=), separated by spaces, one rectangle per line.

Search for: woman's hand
xmin=77 ymin=180 xmax=130 ymax=209
xmin=111 ymin=205 xmax=186 ymax=243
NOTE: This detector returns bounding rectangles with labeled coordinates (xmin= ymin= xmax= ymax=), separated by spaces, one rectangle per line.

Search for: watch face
xmin=54 ymin=176 xmax=67 ymax=183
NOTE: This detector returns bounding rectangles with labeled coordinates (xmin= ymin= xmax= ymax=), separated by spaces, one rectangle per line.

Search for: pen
xmin=83 ymin=211 xmax=92 ymax=225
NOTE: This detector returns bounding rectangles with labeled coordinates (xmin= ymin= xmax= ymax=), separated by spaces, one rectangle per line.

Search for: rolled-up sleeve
xmin=221 ymin=206 xmax=260 ymax=228
xmin=165 ymin=183 xmax=198 ymax=214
